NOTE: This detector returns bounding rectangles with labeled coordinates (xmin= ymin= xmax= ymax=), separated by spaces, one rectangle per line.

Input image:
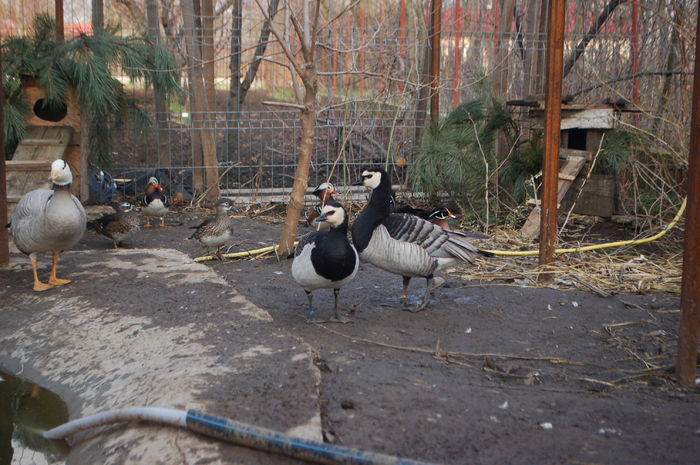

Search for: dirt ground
xmin=2 ymin=209 xmax=699 ymax=465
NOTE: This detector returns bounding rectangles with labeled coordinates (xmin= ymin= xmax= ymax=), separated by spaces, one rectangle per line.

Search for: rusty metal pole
xmin=0 ymin=42 xmax=9 ymax=267
xmin=537 ymin=0 xmax=565 ymax=278
xmin=55 ymin=0 xmax=64 ymax=40
xmin=429 ymin=0 xmax=442 ymax=127
xmin=676 ymin=3 xmax=700 ymax=388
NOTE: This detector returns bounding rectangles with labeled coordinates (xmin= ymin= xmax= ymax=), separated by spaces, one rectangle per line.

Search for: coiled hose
xmin=42 ymin=407 xmax=436 ymax=465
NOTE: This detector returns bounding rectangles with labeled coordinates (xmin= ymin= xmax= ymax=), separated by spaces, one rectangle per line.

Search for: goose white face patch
xmin=318 ymin=204 xmax=345 ymax=227
xmin=361 ymin=170 xmax=382 ymax=189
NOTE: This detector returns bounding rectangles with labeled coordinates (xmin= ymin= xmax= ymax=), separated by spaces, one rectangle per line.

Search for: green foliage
xmin=596 ymin=128 xmax=633 ymax=175
xmin=500 ymin=134 xmax=544 ymax=204
xmin=1 ymin=13 xmax=180 ymax=166
xmin=410 ymin=87 xmax=517 ymax=223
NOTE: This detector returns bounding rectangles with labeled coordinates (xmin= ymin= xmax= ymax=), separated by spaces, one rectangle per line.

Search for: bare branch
xmin=318 ymin=0 xmax=361 ymax=33
xmin=310 ymin=0 xmax=321 ymax=57
xmin=252 ymin=0 xmax=304 ymax=102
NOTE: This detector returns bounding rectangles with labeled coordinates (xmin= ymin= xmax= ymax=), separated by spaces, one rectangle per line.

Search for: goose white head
xmin=313 ymin=201 xmax=346 ymax=228
xmin=353 ymin=169 xmax=382 ymax=189
xmin=148 ymin=177 xmax=159 ymax=186
xmin=49 ymin=159 xmax=73 ymax=186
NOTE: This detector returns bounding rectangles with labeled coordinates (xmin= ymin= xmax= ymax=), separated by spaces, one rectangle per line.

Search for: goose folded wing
xmin=294 ymin=231 xmax=325 ymax=257
xmin=381 ymin=213 xmax=449 ymax=254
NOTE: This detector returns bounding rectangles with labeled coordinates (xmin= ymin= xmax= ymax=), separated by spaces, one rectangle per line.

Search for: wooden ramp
xmin=6 ymin=126 xmax=73 ymax=214
xmin=519 ymin=148 xmax=591 ymax=239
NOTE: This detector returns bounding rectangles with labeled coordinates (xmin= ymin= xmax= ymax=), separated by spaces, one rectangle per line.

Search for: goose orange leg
xmin=159 ymin=216 xmax=165 ymax=227
xmin=145 ymin=217 xmax=153 ymax=227
xmin=48 ymin=252 xmax=71 ymax=286
xmin=30 ymin=254 xmax=51 ymax=292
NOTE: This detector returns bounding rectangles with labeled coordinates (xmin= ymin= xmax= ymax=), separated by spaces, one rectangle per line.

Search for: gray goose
xmin=8 ymin=159 xmax=87 ymax=291
xmin=351 ymin=168 xmax=492 ymax=312
xmin=88 ymin=201 xmax=141 ymax=248
xmin=292 ymin=200 xmax=359 ymax=323
xmin=188 ymin=198 xmax=237 ymax=259
xmin=142 ymin=177 xmax=168 ymax=227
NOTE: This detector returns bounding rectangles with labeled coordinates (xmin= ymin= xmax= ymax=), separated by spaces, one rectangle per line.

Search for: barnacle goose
xmin=8 ymin=159 xmax=86 ymax=291
xmin=292 ymin=201 xmax=359 ymax=323
xmin=351 ymin=167 xmax=492 ymax=312
xmin=188 ymin=198 xmax=237 ymax=260
xmin=142 ymin=177 xmax=169 ymax=227
xmin=88 ymin=201 xmax=141 ymax=248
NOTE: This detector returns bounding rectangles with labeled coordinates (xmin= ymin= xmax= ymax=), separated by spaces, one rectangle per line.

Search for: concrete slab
xmin=0 ymin=248 xmax=321 ymax=465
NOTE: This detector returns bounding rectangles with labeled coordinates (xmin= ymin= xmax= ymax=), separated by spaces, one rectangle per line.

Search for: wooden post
xmin=0 ymin=43 xmax=9 ymax=267
xmin=398 ymin=0 xmax=406 ymax=94
xmin=360 ymin=6 xmax=365 ymax=98
xmin=55 ymin=0 xmax=64 ymax=40
xmin=631 ymin=0 xmax=640 ymax=124
xmin=429 ymin=0 xmax=442 ymax=127
xmin=538 ymin=0 xmax=565 ymax=278
xmin=452 ymin=0 xmax=462 ymax=108
xmin=146 ymin=0 xmax=170 ymax=168
xmin=92 ymin=0 xmax=104 ymax=30
xmin=676 ymin=1 xmax=700 ymax=388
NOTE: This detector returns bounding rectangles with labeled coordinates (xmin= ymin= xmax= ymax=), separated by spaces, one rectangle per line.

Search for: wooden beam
xmin=0 ymin=44 xmax=8 ymax=267
xmin=676 ymin=2 xmax=700 ymax=388
xmin=6 ymin=161 xmax=53 ymax=171
xmin=538 ymin=0 xmax=566 ymax=278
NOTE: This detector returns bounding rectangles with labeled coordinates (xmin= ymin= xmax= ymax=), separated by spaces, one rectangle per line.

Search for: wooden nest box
xmin=6 ymin=77 xmax=88 ymax=214
xmin=512 ymin=102 xmax=624 ymax=239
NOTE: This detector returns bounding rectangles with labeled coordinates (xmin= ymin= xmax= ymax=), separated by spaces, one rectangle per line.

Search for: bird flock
xmin=7 ymin=160 xmax=490 ymax=322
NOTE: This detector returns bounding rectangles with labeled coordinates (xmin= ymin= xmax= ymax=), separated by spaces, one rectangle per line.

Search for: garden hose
xmin=193 ymin=198 xmax=686 ymax=261
xmin=42 ymin=407 xmax=436 ymax=465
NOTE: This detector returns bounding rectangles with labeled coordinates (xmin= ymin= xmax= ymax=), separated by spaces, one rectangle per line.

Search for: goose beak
xmin=351 ymin=179 xmax=363 ymax=186
xmin=49 ymin=171 xmax=60 ymax=181
xmin=229 ymin=206 xmax=240 ymax=213
xmin=313 ymin=212 xmax=328 ymax=224
xmin=447 ymin=210 xmax=457 ymax=219
xmin=134 ymin=207 xmax=142 ymax=212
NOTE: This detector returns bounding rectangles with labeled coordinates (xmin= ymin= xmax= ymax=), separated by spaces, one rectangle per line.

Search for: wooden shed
xmin=6 ymin=77 xmax=88 ymax=215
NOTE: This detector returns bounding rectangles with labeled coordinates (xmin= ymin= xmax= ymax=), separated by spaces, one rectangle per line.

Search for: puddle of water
xmin=0 ymin=370 xmax=69 ymax=465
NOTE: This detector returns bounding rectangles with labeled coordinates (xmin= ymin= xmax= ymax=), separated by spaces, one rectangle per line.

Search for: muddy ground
xmin=2 ymin=209 xmax=699 ymax=465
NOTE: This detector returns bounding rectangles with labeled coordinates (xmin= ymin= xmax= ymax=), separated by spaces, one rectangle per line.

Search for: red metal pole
xmin=0 ymin=41 xmax=9 ymax=267
xmin=538 ymin=0 xmax=565 ymax=276
xmin=360 ymin=7 xmax=365 ymax=97
xmin=676 ymin=0 xmax=700 ymax=388
xmin=332 ymin=21 xmax=338 ymax=94
xmin=430 ymin=0 xmax=442 ymax=127
xmin=452 ymin=0 xmax=462 ymax=108
xmin=345 ymin=13 xmax=352 ymax=92
xmin=399 ymin=0 xmax=406 ymax=94
xmin=55 ymin=0 xmax=64 ymax=40
xmin=631 ymin=0 xmax=640 ymax=124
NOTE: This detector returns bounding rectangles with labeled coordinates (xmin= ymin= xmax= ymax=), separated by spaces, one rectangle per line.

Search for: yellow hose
xmin=193 ymin=198 xmax=686 ymax=261
xmin=484 ymin=197 xmax=687 ymax=256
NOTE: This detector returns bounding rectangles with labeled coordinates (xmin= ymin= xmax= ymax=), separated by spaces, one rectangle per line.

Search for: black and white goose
xmin=351 ymin=168 xmax=492 ymax=312
xmin=188 ymin=198 xmax=237 ymax=259
xmin=292 ymin=200 xmax=359 ymax=323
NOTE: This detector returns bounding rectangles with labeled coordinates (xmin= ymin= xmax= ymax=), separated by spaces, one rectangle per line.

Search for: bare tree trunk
xmin=655 ymin=0 xmax=683 ymax=128
xmin=413 ymin=0 xmax=433 ymax=145
xmin=225 ymin=0 xmax=242 ymax=160
xmin=563 ymin=0 xmax=627 ymax=78
xmin=146 ymin=0 xmax=170 ymax=168
xmin=493 ymin=0 xmax=516 ymax=99
xmin=278 ymin=84 xmax=317 ymax=255
xmin=201 ymin=0 xmax=219 ymax=200
xmin=182 ymin=0 xmax=219 ymax=200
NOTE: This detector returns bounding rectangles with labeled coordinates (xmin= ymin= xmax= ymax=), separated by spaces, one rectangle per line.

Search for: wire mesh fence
xmin=1 ymin=0 xmax=696 ymax=207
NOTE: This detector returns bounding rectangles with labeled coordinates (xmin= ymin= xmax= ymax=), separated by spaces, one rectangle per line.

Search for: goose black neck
xmin=367 ymin=172 xmax=392 ymax=216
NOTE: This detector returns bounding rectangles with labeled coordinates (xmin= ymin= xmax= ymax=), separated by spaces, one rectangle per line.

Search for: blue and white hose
xmin=43 ymin=407 xmax=437 ymax=465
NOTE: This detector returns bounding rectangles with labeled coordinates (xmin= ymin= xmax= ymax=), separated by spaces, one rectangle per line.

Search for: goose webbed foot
xmin=159 ymin=217 xmax=166 ymax=227
xmin=402 ymin=275 xmax=433 ymax=312
xmin=328 ymin=314 xmax=352 ymax=324
xmin=48 ymin=253 xmax=71 ymax=287
xmin=33 ymin=281 xmax=52 ymax=292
